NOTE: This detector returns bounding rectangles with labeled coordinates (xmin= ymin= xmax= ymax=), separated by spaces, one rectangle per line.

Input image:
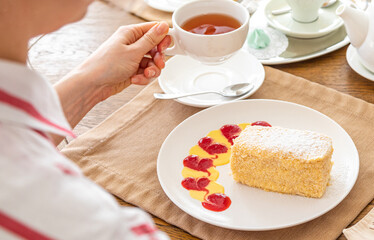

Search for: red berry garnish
xmin=251 ymin=121 xmax=272 ymax=127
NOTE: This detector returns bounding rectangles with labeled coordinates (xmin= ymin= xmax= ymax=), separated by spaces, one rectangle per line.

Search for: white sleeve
xmin=0 ymin=126 xmax=169 ymax=240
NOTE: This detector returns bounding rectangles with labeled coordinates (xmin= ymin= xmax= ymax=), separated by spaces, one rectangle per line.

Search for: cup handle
xmin=164 ymin=28 xmax=186 ymax=56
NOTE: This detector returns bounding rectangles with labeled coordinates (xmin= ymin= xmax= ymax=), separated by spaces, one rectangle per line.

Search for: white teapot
xmin=337 ymin=3 xmax=374 ymax=73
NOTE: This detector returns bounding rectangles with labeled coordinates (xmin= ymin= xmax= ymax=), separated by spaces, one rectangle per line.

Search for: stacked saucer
xmin=265 ymin=0 xmax=343 ymax=39
xmin=244 ymin=0 xmax=349 ymax=64
xmin=346 ymin=45 xmax=374 ymax=81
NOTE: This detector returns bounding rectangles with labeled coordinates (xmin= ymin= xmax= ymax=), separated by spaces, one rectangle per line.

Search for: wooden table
xmin=28 ymin=1 xmax=374 ymax=239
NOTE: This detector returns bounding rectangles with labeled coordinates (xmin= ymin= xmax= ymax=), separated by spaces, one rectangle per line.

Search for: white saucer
xmin=158 ymin=50 xmax=265 ymax=108
xmin=144 ymin=0 xmax=191 ymax=12
xmin=346 ymin=44 xmax=374 ymax=81
xmin=265 ymin=0 xmax=344 ymax=38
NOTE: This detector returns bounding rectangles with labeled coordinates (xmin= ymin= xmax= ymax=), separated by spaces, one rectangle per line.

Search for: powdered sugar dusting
xmin=236 ymin=126 xmax=332 ymax=160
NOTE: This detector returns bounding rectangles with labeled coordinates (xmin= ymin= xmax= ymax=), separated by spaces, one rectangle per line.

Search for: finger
xmin=157 ymin=35 xmax=172 ymax=52
xmin=144 ymin=62 xmax=161 ymax=78
xmin=117 ymin=22 xmax=158 ymax=44
xmin=147 ymin=47 xmax=157 ymax=58
xmin=137 ymin=67 xmax=144 ymax=75
xmin=153 ymin=52 xmax=165 ymax=69
xmin=131 ymin=74 xmax=152 ymax=85
xmin=132 ymin=21 xmax=169 ymax=55
xmin=139 ymin=57 xmax=152 ymax=69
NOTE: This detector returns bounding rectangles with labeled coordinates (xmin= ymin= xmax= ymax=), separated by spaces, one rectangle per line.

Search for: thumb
xmin=133 ymin=22 xmax=169 ymax=55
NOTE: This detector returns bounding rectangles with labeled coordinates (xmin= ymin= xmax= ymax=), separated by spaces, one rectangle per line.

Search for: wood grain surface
xmin=28 ymin=1 xmax=373 ymax=239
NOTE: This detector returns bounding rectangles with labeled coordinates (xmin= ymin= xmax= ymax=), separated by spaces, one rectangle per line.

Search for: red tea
xmin=181 ymin=13 xmax=241 ymax=35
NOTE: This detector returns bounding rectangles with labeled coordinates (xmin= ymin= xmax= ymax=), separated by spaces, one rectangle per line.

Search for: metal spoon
xmin=271 ymin=0 xmax=337 ymax=16
xmin=153 ymin=83 xmax=254 ymax=100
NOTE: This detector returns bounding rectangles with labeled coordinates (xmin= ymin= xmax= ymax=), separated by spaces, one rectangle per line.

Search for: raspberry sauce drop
xmin=182 ymin=122 xmax=272 ymax=212
xmin=202 ymin=193 xmax=231 ymax=212
xmin=183 ymin=155 xmax=213 ymax=174
xmin=198 ymin=137 xmax=228 ymax=155
xmin=220 ymin=124 xmax=242 ymax=145
xmin=181 ymin=177 xmax=210 ymax=192
xmin=251 ymin=121 xmax=272 ymax=127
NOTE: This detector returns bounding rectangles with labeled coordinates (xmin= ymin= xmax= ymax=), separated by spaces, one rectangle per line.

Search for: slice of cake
xmin=230 ymin=126 xmax=333 ymax=198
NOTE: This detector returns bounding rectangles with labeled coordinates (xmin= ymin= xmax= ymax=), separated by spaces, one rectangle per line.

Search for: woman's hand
xmin=74 ymin=21 xmax=171 ymax=101
xmin=53 ymin=22 xmax=171 ymax=145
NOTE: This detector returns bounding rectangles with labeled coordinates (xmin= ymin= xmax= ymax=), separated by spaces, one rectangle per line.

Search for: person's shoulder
xmin=0 ymin=123 xmax=56 ymax=162
xmin=0 ymin=122 xmax=82 ymax=180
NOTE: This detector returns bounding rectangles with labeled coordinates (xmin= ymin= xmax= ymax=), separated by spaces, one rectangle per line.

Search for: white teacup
xmin=164 ymin=0 xmax=250 ymax=65
xmin=286 ymin=0 xmax=325 ymax=23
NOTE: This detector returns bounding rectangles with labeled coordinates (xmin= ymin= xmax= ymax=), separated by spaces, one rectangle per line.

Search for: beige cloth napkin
xmin=62 ymin=67 xmax=374 ymax=240
xmin=344 ymin=208 xmax=374 ymax=240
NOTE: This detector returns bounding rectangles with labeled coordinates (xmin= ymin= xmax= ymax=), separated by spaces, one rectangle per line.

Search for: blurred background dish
xmin=247 ymin=0 xmax=349 ymax=64
xmin=346 ymin=44 xmax=374 ymax=81
xmin=144 ymin=0 xmax=193 ymax=12
xmin=264 ymin=0 xmax=343 ymax=38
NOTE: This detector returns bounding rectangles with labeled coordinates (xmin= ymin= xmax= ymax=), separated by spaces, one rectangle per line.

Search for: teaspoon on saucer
xmin=154 ymin=83 xmax=254 ymax=100
xmin=271 ymin=0 xmax=337 ymax=15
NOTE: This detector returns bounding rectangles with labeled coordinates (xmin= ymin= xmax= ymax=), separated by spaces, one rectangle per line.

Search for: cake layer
xmin=230 ymin=126 xmax=333 ymax=198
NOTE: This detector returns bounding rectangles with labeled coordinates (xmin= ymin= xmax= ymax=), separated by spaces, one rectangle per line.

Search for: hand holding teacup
xmin=164 ymin=0 xmax=250 ymax=65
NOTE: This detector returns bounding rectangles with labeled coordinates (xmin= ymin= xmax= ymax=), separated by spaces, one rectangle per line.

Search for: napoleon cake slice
xmin=230 ymin=126 xmax=333 ymax=198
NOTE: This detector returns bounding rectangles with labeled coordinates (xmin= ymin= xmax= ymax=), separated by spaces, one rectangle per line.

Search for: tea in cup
xmin=164 ymin=0 xmax=250 ymax=65
xmin=286 ymin=0 xmax=325 ymax=23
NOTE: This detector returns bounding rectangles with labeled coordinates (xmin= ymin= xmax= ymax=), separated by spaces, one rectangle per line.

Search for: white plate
xmin=157 ymin=100 xmax=359 ymax=230
xmin=144 ymin=0 xmax=191 ymax=12
xmin=346 ymin=44 xmax=374 ymax=81
xmin=265 ymin=0 xmax=344 ymax=38
xmin=158 ymin=50 xmax=265 ymax=108
xmin=258 ymin=34 xmax=349 ymax=65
